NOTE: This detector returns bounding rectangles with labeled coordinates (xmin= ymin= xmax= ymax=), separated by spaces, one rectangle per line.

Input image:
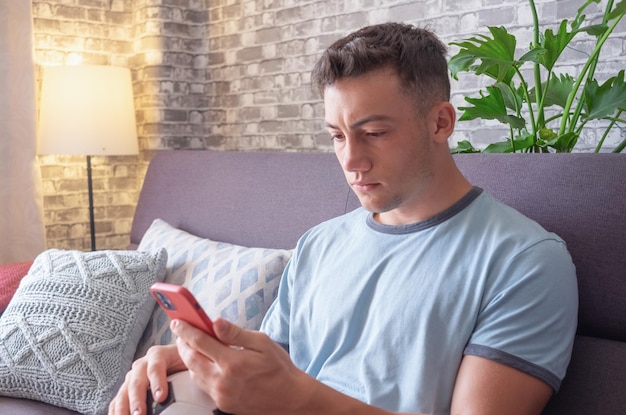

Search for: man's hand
xmin=108 ymin=344 xmax=187 ymax=415
xmin=172 ymin=317 xmax=314 ymax=415
xmin=108 ymin=318 xmax=552 ymax=415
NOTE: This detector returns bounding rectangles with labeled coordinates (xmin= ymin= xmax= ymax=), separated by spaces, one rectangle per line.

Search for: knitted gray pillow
xmin=0 ymin=248 xmax=167 ymax=415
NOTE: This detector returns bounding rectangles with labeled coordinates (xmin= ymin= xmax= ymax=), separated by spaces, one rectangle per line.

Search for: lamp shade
xmin=38 ymin=65 xmax=138 ymax=156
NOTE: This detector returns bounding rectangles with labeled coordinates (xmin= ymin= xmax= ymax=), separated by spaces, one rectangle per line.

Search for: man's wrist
xmin=285 ymin=372 xmax=397 ymax=415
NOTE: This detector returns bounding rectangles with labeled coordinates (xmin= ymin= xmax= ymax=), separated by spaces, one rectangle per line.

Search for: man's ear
xmin=430 ymin=102 xmax=456 ymax=143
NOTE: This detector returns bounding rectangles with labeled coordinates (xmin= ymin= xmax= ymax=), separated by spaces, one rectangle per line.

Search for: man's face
xmin=324 ymin=68 xmax=437 ymax=225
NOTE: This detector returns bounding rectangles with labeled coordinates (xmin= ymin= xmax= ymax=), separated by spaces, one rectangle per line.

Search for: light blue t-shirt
xmin=260 ymin=188 xmax=578 ymax=414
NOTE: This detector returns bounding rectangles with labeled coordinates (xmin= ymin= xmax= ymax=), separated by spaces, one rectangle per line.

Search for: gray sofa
xmin=1 ymin=150 xmax=624 ymax=414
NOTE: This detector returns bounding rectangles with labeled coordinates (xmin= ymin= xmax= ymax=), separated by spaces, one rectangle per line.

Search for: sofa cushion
xmin=130 ymin=151 xmax=359 ymax=250
xmin=0 ymin=248 xmax=167 ymax=415
xmin=0 ymin=396 xmax=80 ymax=415
xmin=135 ymin=219 xmax=292 ymax=358
xmin=0 ymin=261 xmax=33 ymax=314
xmin=543 ymin=335 xmax=626 ymax=414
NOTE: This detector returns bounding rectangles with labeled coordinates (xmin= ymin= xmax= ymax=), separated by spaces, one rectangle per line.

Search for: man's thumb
xmin=213 ymin=318 xmax=245 ymax=347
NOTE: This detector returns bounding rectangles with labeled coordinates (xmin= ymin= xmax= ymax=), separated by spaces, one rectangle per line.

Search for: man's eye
xmin=366 ymin=131 xmax=385 ymax=138
xmin=330 ymin=133 xmax=345 ymax=142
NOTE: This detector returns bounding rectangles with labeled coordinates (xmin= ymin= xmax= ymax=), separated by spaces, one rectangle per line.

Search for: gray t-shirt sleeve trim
xmin=464 ymin=343 xmax=561 ymax=392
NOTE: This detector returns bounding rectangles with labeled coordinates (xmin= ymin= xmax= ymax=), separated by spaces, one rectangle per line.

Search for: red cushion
xmin=0 ymin=261 xmax=33 ymax=312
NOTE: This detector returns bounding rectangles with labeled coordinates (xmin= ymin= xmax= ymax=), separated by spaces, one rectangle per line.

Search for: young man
xmin=110 ymin=23 xmax=577 ymax=415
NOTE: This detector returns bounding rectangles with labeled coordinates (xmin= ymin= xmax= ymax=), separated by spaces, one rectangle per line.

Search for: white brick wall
xmin=32 ymin=0 xmax=626 ymax=249
xmin=201 ymin=0 xmax=625 ymax=152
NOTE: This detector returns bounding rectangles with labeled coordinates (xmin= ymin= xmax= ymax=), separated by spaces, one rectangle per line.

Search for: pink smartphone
xmin=150 ymin=282 xmax=217 ymax=338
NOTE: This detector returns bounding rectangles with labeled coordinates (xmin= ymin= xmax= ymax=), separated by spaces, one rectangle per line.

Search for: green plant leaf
xmin=449 ymin=26 xmax=517 ymax=82
xmin=579 ymin=23 xmax=609 ymax=36
xmin=539 ymin=20 xmax=578 ymax=70
xmin=448 ymin=53 xmax=477 ymax=80
xmin=529 ymin=73 xmax=576 ymax=108
xmin=608 ymin=0 xmax=626 ymax=21
xmin=449 ymin=0 xmax=626 ymax=153
xmin=538 ymin=128 xmax=558 ymax=145
xmin=450 ymin=140 xmax=481 ymax=154
xmin=583 ymin=70 xmax=626 ymax=119
xmin=518 ymin=48 xmax=546 ymax=65
xmin=483 ymin=134 xmax=535 ymax=153
xmin=577 ymin=0 xmax=601 ymax=16
xmin=538 ymin=129 xmax=578 ymax=152
xmin=493 ymin=82 xmax=523 ymax=111
xmin=459 ymin=86 xmax=526 ymax=129
xmin=483 ymin=141 xmax=516 ymax=153
xmin=575 ymin=0 xmax=600 ymax=28
xmin=539 ymin=23 xmax=567 ymax=70
xmin=477 ymin=62 xmax=516 ymax=85
xmin=547 ymin=132 xmax=579 ymax=152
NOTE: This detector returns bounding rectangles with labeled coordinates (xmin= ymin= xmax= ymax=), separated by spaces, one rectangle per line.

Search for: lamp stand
xmin=86 ymin=155 xmax=96 ymax=251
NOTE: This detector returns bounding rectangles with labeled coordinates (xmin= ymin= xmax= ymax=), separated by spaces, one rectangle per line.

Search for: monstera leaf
xmin=449 ymin=0 xmax=626 ymax=153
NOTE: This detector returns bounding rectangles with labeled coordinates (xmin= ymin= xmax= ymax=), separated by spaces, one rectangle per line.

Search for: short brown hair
xmin=311 ymin=23 xmax=450 ymax=109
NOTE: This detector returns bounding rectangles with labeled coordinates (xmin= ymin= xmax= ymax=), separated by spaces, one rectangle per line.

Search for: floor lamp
xmin=38 ymin=65 xmax=138 ymax=251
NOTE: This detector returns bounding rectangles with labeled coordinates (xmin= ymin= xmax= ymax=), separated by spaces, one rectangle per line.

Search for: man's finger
xmin=125 ymin=360 xmax=150 ymax=415
xmin=212 ymin=318 xmax=257 ymax=349
xmin=171 ymin=318 xmax=262 ymax=361
xmin=108 ymin=378 xmax=132 ymax=415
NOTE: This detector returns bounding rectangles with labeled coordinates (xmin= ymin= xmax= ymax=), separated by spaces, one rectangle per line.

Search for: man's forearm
xmin=291 ymin=371 xmax=423 ymax=415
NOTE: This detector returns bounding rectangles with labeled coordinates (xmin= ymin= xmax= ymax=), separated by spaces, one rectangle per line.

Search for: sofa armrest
xmin=0 ymin=261 xmax=33 ymax=313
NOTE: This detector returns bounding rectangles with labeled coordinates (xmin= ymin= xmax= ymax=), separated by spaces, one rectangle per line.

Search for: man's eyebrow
xmin=324 ymin=115 xmax=394 ymax=130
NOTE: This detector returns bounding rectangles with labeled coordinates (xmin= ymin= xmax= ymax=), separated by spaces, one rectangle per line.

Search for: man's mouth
xmin=351 ymin=181 xmax=379 ymax=192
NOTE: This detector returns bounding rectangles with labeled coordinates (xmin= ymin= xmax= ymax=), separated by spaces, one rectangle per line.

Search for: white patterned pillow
xmin=0 ymin=248 xmax=167 ymax=415
xmin=135 ymin=219 xmax=292 ymax=358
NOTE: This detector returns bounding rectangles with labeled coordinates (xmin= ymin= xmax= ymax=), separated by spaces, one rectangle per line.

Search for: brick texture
xmin=32 ymin=0 xmax=626 ymax=250
xmin=33 ymin=0 xmax=139 ymax=251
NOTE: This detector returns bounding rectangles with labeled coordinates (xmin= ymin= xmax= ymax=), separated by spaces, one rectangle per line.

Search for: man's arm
xmin=293 ymin=357 xmax=552 ymax=415
xmin=172 ymin=319 xmax=552 ymax=415
xmin=109 ymin=319 xmax=552 ymax=415
xmin=451 ymin=355 xmax=552 ymax=415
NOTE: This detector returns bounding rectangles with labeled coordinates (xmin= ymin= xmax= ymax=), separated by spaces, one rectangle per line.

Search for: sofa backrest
xmin=131 ymin=150 xmax=626 ymax=414
xmin=131 ymin=150 xmax=360 ymax=250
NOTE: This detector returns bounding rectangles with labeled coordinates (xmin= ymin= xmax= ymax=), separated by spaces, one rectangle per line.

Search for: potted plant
xmin=448 ymin=0 xmax=626 ymax=153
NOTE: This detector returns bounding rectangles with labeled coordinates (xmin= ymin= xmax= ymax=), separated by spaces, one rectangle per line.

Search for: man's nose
xmin=341 ymin=137 xmax=371 ymax=173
